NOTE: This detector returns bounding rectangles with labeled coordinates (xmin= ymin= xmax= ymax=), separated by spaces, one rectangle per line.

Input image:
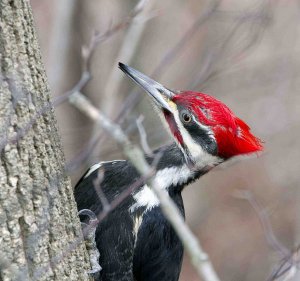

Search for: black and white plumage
xmin=75 ymin=144 xmax=208 ymax=281
xmin=74 ymin=63 xmax=262 ymax=281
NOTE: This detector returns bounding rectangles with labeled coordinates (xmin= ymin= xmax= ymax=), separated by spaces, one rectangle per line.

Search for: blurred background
xmin=31 ymin=0 xmax=300 ymax=280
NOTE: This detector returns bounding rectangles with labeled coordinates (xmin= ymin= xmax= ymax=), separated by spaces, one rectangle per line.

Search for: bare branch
xmin=0 ymin=5 xmax=148 ymax=153
xmin=89 ymin=0 xmax=155 ymax=161
xmin=92 ymin=0 xmax=149 ymax=44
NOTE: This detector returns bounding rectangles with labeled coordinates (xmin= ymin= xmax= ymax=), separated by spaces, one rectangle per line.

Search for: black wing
xmin=74 ymin=160 xmax=142 ymax=281
xmin=133 ymin=207 xmax=184 ymax=281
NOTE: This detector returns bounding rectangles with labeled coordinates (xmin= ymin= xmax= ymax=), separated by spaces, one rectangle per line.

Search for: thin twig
xmin=268 ymin=247 xmax=300 ymax=281
xmin=234 ymin=190 xmax=289 ymax=257
xmin=93 ymin=169 xmax=111 ymax=212
xmin=89 ymin=0 xmax=155 ymax=161
xmin=191 ymin=2 xmax=271 ymax=90
xmin=31 ymin=161 xmax=156 ymax=280
xmin=99 ymin=0 xmax=155 ymax=115
xmin=0 ymin=6 xmax=145 ymax=153
xmin=234 ymin=190 xmax=300 ymax=281
xmin=136 ymin=115 xmax=153 ymax=156
xmin=115 ymin=0 xmax=222 ymax=125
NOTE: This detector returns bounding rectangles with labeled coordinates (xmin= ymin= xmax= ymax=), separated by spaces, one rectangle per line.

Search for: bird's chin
xmin=185 ymin=152 xmax=224 ymax=173
xmin=183 ymin=152 xmax=197 ymax=170
xmin=188 ymin=161 xmax=218 ymax=175
xmin=182 ymin=149 xmax=207 ymax=170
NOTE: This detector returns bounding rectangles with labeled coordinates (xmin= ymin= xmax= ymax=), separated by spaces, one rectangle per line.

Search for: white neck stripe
xmin=130 ymin=164 xmax=194 ymax=213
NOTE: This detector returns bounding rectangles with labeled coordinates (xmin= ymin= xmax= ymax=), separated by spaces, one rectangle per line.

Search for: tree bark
xmin=0 ymin=1 xmax=90 ymax=280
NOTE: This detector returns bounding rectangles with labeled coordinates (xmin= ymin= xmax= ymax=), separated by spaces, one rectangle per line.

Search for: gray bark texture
xmin=0 ymin=1 xmax=90 ymax=280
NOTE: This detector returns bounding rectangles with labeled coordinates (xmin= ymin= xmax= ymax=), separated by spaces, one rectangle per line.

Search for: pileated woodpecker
xmin=75 ymin=63 xmax=263 ymax=281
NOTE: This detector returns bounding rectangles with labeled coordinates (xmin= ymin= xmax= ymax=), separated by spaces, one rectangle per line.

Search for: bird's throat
xmin=149 ymin=143 xmax=221 ymax=194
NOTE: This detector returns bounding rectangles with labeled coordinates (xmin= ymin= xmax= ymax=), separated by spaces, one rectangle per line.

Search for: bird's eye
xmin=181 ymin=111 xmax=192 ymax=123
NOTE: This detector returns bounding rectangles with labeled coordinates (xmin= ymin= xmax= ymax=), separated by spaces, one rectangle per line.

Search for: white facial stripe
xmin=156 ymin=103 xmax=220 ymax=166
xmin=130 ymin=165 xmax=194 ymax=213
xmin=173 ymin=111 xmax=204 ymax=158
xmin=156 ymin=107 xmax=189 ymax=161
xmin=192 ymin=115 xmax=216 ymax=142
xmin=172 ymin=110 xmax=221 ymax=168
xmin=83 ymin=160 xmax=125 ymax=179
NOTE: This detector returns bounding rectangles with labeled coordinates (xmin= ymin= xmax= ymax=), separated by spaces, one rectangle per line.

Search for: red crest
xmin=172 ymin=91 xmax=263 ymax=158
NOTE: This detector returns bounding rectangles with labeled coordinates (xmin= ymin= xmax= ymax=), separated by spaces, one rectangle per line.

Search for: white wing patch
xmin=129 ymin=165 xmax=194 ymax=213
xmin=129 ymin=185 xmax=159 ymax=213
xmin=83 ymin=160 xmax=125 ymax=179
xmin=83 ymin=163 xmax=102 ymax=179
xmin=133 ymin=214 xmax=143 ymax=238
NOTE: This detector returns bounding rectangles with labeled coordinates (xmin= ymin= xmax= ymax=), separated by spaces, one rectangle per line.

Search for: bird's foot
xmin=79 ymin=209 xmax=102 ymax=278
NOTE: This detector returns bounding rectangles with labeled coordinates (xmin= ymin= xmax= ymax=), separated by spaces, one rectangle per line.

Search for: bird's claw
xmin=79 ymin=208 xmax=98 ymax=221
xmin=79 ymin=209 xmax=102 ymax=277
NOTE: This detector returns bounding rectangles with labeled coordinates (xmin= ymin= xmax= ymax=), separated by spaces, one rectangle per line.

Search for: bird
xmin=74 ymin=63 xmax=263 ymax=281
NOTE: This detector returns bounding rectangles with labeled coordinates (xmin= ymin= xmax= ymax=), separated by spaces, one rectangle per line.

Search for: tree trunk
xmin=0 ymin=1 xmax=90 ymax=280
